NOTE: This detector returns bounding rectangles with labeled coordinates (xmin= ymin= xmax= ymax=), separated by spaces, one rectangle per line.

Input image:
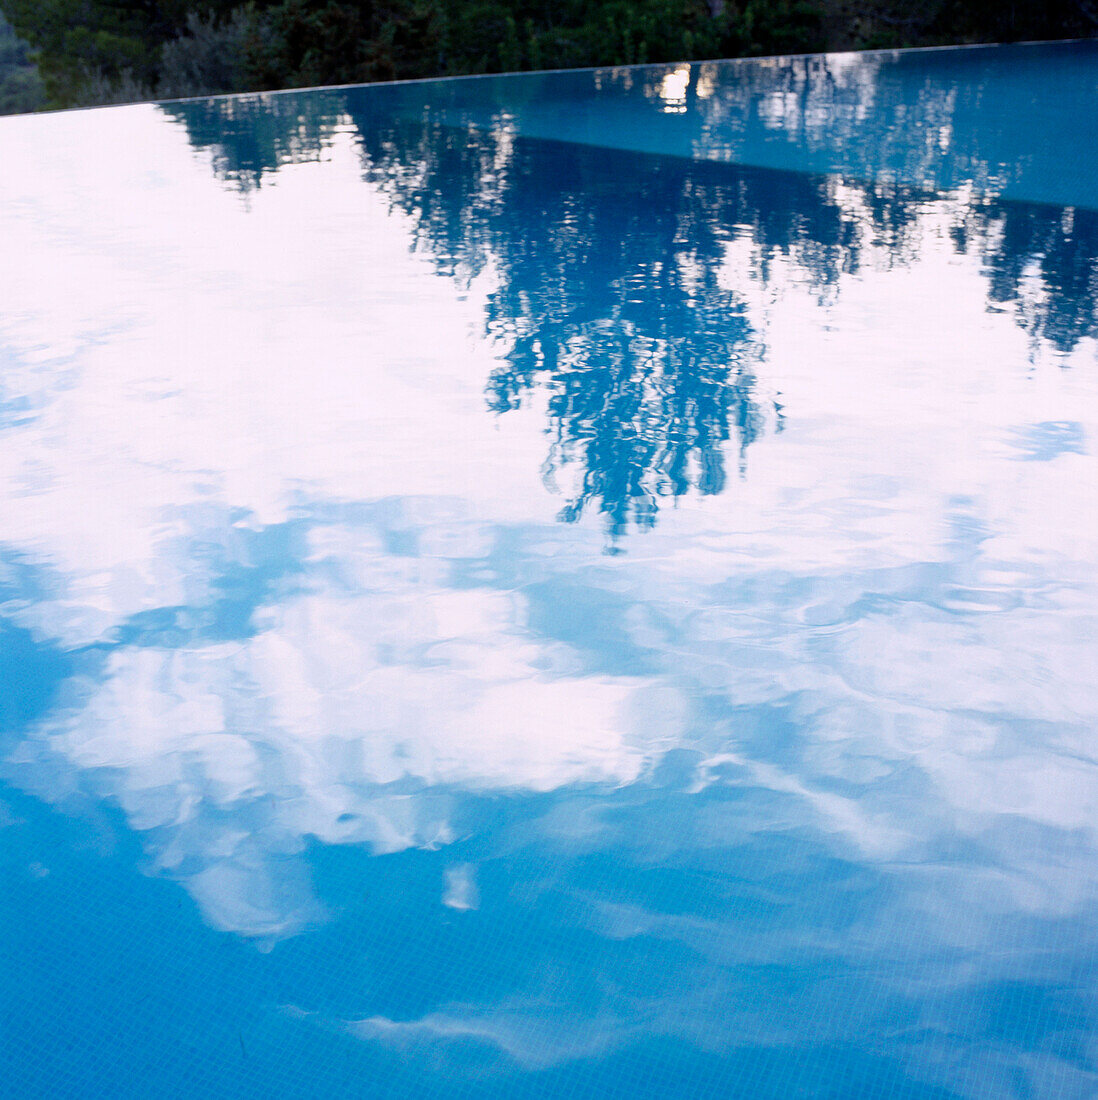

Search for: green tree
xmin=1 ymin=0 xmax=1093 ymax=112
xmin=0 ymin=8 xmax=45 ymax=112
xmin=0 ymin=0 xmax=239 ymax=105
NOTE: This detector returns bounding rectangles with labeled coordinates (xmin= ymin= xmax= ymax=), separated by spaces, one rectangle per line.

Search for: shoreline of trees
xmin=1 ymin=1 xmax=1095 ymax=115
xmin=0 ymin=10 xmax=43 ymax=113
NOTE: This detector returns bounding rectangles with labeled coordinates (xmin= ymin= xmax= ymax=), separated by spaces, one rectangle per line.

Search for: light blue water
xmin=1 ymin=41 xmax=1098 ymax=1099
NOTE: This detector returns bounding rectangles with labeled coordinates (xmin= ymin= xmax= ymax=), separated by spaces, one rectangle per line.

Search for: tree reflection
xmin=161 ymin=64 xmax=1098 ymax=530
xmin=958 ymin=199 xmax=1098 ymax=353
xmin=352 ymin=118 xmax=791 ymax=535
xmin=161 ymin=91 xmax=346 ymax=191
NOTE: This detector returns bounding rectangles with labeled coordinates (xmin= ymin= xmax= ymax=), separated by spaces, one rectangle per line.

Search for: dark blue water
xmin=1 ymin=42 xmax=1097 ymax=1099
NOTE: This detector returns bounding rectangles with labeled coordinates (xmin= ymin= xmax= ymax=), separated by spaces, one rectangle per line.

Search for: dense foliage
xmin=1 ymin=0 xmax=1094 ymax=111
xmin=0 ymin=9 xmax=44 ymax=112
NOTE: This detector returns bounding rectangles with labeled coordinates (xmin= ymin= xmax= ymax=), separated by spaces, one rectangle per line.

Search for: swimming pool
xmin=1 ymin=40 xmax=1097 ymax=1099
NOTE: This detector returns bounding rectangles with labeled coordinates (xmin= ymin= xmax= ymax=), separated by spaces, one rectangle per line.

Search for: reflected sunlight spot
xmin=658 ymin=66 xmax=691 ymax=113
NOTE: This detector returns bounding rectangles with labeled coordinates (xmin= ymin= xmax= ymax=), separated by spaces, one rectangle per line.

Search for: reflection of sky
xmin=2 ymin=45 xmax=1098 ymax=1100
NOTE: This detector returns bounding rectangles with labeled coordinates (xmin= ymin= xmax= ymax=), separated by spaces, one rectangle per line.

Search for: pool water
xmin=1 ymin=40 xmax=1098 ymax=1099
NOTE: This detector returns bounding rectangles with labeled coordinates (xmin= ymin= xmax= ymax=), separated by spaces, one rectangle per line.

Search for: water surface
xmin=1 ymin=41 xmax=1098 ymax=1099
